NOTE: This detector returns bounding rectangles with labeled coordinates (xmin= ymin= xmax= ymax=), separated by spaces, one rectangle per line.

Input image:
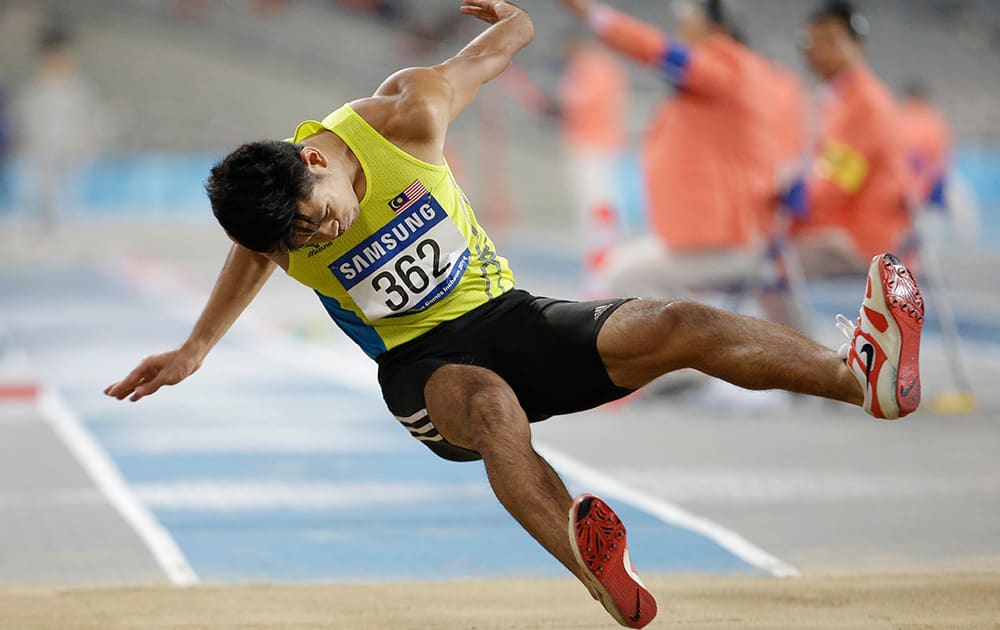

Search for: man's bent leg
xmin=424 ymin=365 xmax=582 ymax=578
xmin=598 ymin=299 xmax=865 ymax=405
xmin=424 ymin=364 xmax=656 ymax=627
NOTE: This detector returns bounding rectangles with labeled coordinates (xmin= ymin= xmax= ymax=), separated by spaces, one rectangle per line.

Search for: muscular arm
xmin=105 ymin=244 xmax=275 ymax=401
xmin=183 ymin=244 xmax=276 ymax=357
xmin=360 ymin=1 xmax=533 ymax=160
xmin=430 ymin=0 xmax=534 ymax=122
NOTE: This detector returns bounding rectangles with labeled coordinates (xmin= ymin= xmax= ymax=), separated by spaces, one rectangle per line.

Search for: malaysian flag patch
xmin=388 ymin=179 xmax=429 ymax=214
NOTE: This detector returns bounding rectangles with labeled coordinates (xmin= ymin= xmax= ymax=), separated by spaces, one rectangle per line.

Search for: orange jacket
xmin=900 ymin=99 xmax=951 ymax=205
xmin=768 ymin=63 xmax=808 ymax=167
xmin=591 ymin=7 xmax=777 ymax=251
xmin=796 ymin=64 xmax=912 ymax=258
xmin=559 ymin=44 xmax=627 ymax=151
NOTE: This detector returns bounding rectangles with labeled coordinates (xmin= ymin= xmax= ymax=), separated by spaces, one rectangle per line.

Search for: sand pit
xmin=1 ymin=572 xmax=997 ymax=629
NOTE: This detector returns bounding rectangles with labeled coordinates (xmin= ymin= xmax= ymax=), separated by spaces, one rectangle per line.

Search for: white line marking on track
xmin=104 ymin=422 xmax=403 ymax=455
xmin=38 ymin=389 xmax=199 ymax=586
xmin=535 ymin=444 xmax=800 ymax=578
xmin=610 ymin=468 xmax=1000 ymax=505
xmin=134 ymin=480 xmax=491 ymax=511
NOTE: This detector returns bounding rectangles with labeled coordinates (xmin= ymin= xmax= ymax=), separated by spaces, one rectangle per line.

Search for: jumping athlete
xmin=104 ymin=2 xmax=925 ymax=627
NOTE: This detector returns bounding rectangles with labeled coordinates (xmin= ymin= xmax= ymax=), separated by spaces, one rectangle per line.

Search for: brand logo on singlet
xmin=330 ymin=191 xmax=470 ymax=321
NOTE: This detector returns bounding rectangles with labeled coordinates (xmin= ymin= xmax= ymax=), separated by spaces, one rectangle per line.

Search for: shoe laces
xmin=835 ymin=314 xmax=856 ymax=360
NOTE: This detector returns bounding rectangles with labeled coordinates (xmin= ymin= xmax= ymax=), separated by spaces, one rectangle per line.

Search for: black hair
xmin=38 ymin=20 xmax=73 ymax=54
xmin=205 ymin=140 xmax=318 ymax=254
xmin=705 ymin=0 xmax=727 ymax=26
xmin=697 ymin=0 xmax=749 ymax=45
xmin=810 ymin=0 xmax=869 ymax=41
xmin=901 ymin=79 xmax=929 ymax=101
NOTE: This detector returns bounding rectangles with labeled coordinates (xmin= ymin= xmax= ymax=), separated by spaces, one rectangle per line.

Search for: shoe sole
xmin=873 ymin=253 xmax=925 ymax=418
xmin=568 ymin=494 xmax=656 ymax=628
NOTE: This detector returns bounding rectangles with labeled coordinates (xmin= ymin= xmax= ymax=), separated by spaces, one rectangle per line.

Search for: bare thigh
xmin=423 ymin=364 xmax=531 ymax=454
xmin=596 ymin=298 xmax=696 ymax=390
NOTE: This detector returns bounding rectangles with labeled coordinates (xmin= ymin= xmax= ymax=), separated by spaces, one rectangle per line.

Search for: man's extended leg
xmin=423 ymin=364 xmax=656 ymax=628
xmin=599 ymin=298 xmax=863 ymax=401
xmin=598 ymin=253 xmax=923 ymax=419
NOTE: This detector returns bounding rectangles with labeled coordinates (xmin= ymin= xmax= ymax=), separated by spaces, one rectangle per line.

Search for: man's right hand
xmin=558 ymin=0 xmax=594 ymax=18
xmin=104 ymin=347 xmax=203 ymax=402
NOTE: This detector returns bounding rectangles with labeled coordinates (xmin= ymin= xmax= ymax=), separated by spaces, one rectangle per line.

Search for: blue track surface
xmin=1 ymin=266 xmax=759 ymax=582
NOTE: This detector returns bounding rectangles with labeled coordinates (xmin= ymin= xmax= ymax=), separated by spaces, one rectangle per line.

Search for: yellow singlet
xmin=285 ymin=104 xmax=515 ymax=360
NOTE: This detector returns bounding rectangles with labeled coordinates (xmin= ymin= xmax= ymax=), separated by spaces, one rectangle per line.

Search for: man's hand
xmin=558 ymin=0 xmax=594 ymax=18
xmin=459 ymin=0 xmax=522 ymax=25
xmin=104 ymin=347 xmax=203 ymax=402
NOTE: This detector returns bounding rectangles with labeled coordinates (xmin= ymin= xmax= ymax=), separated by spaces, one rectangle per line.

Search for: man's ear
xmin=299 ymin=146 xmax=329 ymax=169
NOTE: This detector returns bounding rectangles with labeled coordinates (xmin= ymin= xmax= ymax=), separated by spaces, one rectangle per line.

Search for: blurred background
xmin=0 ymin=0 xmax=997 ymax=248
xmin=0 ymin=0 xmax=998 ymax=590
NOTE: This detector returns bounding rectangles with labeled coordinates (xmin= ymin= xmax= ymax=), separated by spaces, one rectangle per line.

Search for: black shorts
xmin=376 ymin=289 xmax=635 ymax=462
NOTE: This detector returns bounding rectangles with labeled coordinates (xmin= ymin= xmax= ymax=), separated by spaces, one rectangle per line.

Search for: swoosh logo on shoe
xmin=859 ymin=343 xmax=875 ymax=386
xmin=630 ymin=589 xmax=641 ymax=623
xmin=900 ymin=380 xmax=916 ymax=398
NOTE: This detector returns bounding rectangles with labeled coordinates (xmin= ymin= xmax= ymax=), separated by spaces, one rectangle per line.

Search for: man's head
xmin=901 ymin=79 xmax=929 ymax=103
xmin=36 ymin=20 xmax=79 ymax=76
xmin=802 ymin=0 xmax=868 ymax=81
xmin=206 ymin=140 xmax=359 ymax=254
xmin=673 ymin=0 xmax=746 ymax=46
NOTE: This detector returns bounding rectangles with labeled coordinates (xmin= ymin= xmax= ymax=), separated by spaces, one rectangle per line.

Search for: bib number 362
xmin=371 ymin=239 xmax=450 ymax=312
xmin=332 ymin=197 xmax=471 ymax=321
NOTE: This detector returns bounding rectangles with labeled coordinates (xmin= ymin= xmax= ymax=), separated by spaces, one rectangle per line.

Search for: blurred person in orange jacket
xmin=768 ymin=61 xmax=810 ymax=221
xmin=755 ymin=60 xmax=815 ymax=332
xmin=899 ymin=80 xmax=951 ymax=209
xmin=558 ymin=32 xmax=629 ymax=297
xmin=793 ymin=0 xmax=911 ymax=277
xmin=559 ymin=0 xmax=779 ymax=302
xmin=896 ymin=79 xmax=979 ymax=251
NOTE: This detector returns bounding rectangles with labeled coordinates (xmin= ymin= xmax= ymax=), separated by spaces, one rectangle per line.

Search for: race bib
xmin=330 ymin=194 xmax=470 ymax=321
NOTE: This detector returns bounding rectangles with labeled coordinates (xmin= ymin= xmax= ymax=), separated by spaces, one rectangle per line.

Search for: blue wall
xmin=954 ymin=147 xmax=1000 ymax=248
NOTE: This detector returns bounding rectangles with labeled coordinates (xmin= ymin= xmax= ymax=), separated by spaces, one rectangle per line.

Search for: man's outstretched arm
xmin=432 ymin=0 xmax=534 ymax=121
xmin=105 ymin=244 xmax=275 ymax=402
xmin=370 ymin=0 xmax=533 ymax=146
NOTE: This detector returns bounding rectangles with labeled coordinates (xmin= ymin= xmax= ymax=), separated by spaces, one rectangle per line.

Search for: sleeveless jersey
xmin=285 ymin=104 xmax=515 ymax=360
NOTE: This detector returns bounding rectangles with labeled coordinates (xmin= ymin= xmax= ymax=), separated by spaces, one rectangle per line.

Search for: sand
xmin=1 ymin=572 xmax=998 ymax=629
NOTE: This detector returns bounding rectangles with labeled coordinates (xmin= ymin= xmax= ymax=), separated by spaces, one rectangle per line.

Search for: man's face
xmin=802 ymin=17 xmax=855 ymax=80
xmin=291 ymin=170 xmax=360 ymax=249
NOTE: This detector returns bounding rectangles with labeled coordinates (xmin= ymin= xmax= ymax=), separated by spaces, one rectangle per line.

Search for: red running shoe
xmin=568 ymin=494 xmax=657 ymax=628
xmin=837 ymin=253 xmax=925 ymax=419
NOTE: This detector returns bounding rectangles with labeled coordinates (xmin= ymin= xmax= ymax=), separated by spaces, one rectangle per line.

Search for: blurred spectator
xmin=792 ymin=0 xmax=911 ymax=277
xmin=898 ymin=79 xmax=981 ymax=250
xmin=755 ymin=60 xmax=814 ymax=332
xmin=558 ymin=0 xmax=779 ymax=306
xmin=899 ymin=79 xmax=951 ymax=209
xmin=558 ymin=33 xmax=628 ymax=297
xmin=768 ymin=61 xmax=810 ymax=218
xmin=11 ymin=20 xmax=106 ymax=232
